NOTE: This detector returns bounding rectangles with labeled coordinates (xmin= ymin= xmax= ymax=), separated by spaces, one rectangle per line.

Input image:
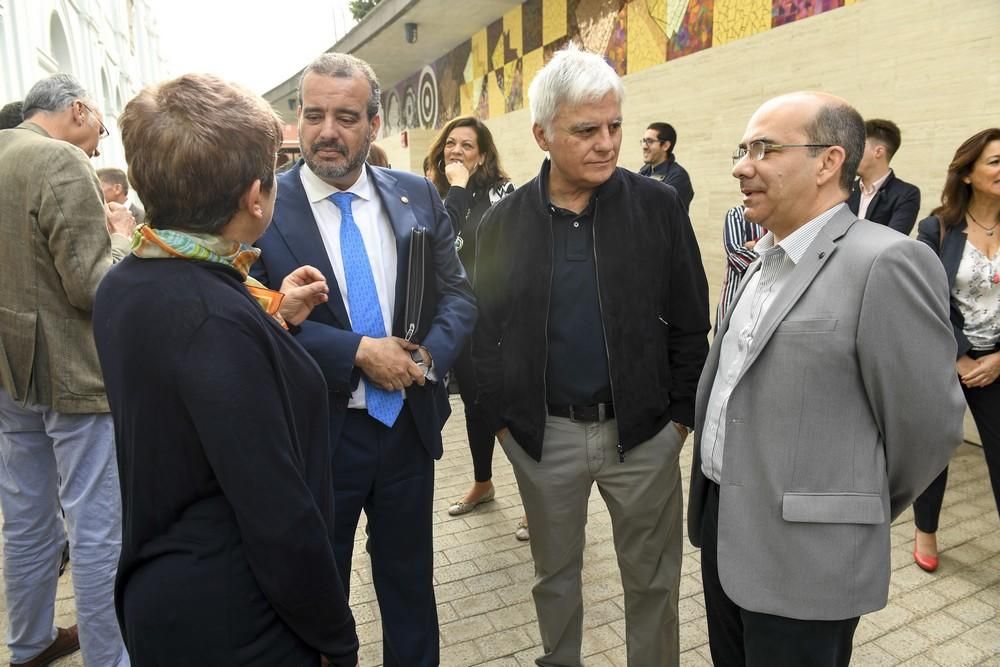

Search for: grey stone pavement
xmin=1 ymin=395 xmax=998 ymax=665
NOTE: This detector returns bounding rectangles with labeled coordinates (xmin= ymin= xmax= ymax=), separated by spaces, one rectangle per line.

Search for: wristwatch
xmin=410 ymin=346 xmax=433 ymax=380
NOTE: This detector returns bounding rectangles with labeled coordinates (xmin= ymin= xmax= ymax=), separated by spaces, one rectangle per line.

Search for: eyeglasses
xmin=640 ymin=138 xmax=662 ymax=147
xmin=732 ymin=140 xmax=833 ymax=165
xmin=79 ymin=102 xmax=109 ymax=139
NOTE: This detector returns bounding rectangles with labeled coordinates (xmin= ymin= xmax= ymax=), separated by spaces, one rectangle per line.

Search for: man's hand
xmin=496 ymin=427 xmax=509 ymax=444
xmin=279 ymin=265 xmax=329 ymax=326
xmin=672 ymin=422 xmax=690 ymax=440
xmin=959 ymin=352 xmax=1000 ymax=388
xmin=355 ymin=336 xmax=425 ymax=391
xmin=105 ymin=201 xmax=136 ymax=237
xmin=444 ymin=161 xmax=471 ymax=188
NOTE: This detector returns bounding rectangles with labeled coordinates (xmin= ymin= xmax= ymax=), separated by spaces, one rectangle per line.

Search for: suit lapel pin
xmin=818 ymin=251 xmax=826 ymax=259
xmin=400 ymin=195 xmax=409 ymax=204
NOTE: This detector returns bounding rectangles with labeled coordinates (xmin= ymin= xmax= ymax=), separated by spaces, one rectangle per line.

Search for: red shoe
xmin=10 ymin=625 xmax=79 ymax=667
xmin=913 ymin=546 xmax=939 ymax=573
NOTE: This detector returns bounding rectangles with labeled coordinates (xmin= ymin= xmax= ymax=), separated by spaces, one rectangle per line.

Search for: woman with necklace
xmin=425 ymin=117 xmax=529 ymax=540
xmin=912 ymin=128 xmax=1000 ymax=572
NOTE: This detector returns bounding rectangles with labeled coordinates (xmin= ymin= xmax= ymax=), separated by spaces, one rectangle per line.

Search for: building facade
xmin=0 ymin=0 xmax=166 ymax=167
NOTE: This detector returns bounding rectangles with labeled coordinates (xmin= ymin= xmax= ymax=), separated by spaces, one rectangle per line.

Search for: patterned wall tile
xmin=471 ymin=28 xmax=488 ymax=80
xmin=607 ymin=3 xmax=629 ymax=74
xmin=713 ymin=0 xmax=770 ymax=46
xmin=488 ymin=68 xmax=505 ymax=118
xmin=504 ymin=58 xmax=525 ymax=112
xmin=487 ymin=18 xmax=505 ymax=70
xmin=473 ymin=75 xmax=489 ymax=119
xmin=668 ymin=0 xmax=713 ymax=59
xmin=543 ymin=0 xmax=569 ymax=46
xmin=626 ymin=0 xmax=668 ymax=74
xmin=379 ymin=0 xmax=856 ymax=134
xmin=523 ymin=0 xmax=545 ymax=52
xmin=772 ymin=0 xmax=845 ymax=28
xmin=521 ymin=46 xmax=545 ymax=100
xmin=570 ymin=0 xmax=626 ymax=62
xmin=460 ymin=81 xmax=474 ymax=117
xmin=505 ymin=4 xmax=524 ymax=60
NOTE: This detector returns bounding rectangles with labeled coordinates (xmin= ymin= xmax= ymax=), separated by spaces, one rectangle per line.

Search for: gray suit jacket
xmin=688 ymin=205 xmax=965 ymax=620
xmin=0 ymin=122 xmax=129 ymax=413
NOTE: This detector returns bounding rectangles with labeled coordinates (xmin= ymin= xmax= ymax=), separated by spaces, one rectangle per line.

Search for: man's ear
xmin=532 ymin=123 xmax=549 ymax=152
xmin=664 ymin=141 xmax=673 ymax=154
xmin=241 ymin=179 xmax=265 ymax=219
xmin=71 ymin=100 xmax=87 ymax=128
xmin=370 ymin=113 xmax=382 ymax=142
xmin=816 ymin=146 xmax=847 ymax=188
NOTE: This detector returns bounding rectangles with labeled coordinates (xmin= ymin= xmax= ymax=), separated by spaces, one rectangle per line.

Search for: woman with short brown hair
xmin=93 ymin=74 xmax=359 ymax=666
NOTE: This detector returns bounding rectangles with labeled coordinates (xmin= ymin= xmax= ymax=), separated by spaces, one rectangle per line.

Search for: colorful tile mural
xmin=380 ymin=0 xmax=855 ymax=136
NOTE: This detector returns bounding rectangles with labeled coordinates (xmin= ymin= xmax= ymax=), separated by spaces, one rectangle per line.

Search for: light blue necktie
xmin=330 ymin=192 xmax=403 ymax=427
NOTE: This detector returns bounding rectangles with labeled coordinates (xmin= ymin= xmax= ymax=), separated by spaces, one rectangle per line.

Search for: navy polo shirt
xmin=545 ymin=198 xmax=613 ymax=406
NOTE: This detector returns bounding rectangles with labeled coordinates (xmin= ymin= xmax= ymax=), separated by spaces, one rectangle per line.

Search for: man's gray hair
xmin=21 ymin=73 xmax=90 ymax=120
xmin=806 ymin=102 xmax=865 ymax=192
xmin=297 ymin=52 xmax=381 ymax=120
xmin=528 ymin=44 xmax=624 ymax=139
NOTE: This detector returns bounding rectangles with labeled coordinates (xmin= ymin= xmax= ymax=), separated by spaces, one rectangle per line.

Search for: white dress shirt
xmin=858 ymin=169 xmax=892 ymax=220
xmin=299 ymin=163 xmax=398 ymax=409
xmin=701 ymin=203 xmax=845 ymax=483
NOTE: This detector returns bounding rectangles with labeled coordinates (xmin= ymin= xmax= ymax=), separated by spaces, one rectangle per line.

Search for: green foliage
xmin=349 ymin=0 xmax=382 ymax=20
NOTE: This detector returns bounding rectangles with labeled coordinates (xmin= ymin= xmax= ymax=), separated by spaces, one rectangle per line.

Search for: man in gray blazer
xmin=687 ymin=92 xmax=965 ymax=666
xmin=0 ymin=74 xmax=132 ymax=667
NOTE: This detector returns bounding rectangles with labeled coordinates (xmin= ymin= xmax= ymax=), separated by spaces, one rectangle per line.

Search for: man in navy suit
xmin=846 ymin=118 xmax=921 ymax=235
xmin=252 ymin=53 xmax=476 ymax=666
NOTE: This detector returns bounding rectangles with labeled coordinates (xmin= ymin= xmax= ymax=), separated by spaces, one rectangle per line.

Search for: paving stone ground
xmin=2 ymin=395 xmax=998 ymax=665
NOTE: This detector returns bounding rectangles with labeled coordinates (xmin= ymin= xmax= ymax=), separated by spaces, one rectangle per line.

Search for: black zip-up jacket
xmin=472 ymin=160 xmax=710 ymax=461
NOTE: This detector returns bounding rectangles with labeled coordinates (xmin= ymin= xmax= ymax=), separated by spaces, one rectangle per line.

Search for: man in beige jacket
xmin=0 ymin=73 xmax=133 ymax=667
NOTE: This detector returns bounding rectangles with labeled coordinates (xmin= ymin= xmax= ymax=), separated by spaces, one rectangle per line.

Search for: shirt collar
xmin=859 ymin=168 xmax=892 ymax=196
xmin=299 ymin=161 xmax=374 ymax=204
xmin=753 ymin=203 xmax=845 ymax=265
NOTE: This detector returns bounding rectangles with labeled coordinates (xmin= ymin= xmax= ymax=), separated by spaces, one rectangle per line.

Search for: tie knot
xmin=329 ymin=191 xmax=357 ymax=214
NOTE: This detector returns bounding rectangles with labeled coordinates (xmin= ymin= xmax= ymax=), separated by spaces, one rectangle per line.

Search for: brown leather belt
xmin=547 ymin=402 xmax=615 ymax=423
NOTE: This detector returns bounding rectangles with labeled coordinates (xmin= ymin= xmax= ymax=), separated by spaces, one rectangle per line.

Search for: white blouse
xmin=953 ymin=240 xmax=1000 ymax=350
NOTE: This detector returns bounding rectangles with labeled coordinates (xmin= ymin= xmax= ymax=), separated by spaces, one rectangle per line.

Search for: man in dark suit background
xmin=847 ymin=118 xmax=921 ymax=235
xmin=252 ymin=53 xmax=475 ymax=666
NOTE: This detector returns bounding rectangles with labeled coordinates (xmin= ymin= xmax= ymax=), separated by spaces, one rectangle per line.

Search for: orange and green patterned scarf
xmin=131 ymin=225 xmax=287 ymax=326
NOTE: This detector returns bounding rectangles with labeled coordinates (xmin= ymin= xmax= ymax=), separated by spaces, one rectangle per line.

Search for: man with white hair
xmin=0 ymin=73 xmax=131 ymax=667
xmin=473 ymin=46 xmax=710 ymax=666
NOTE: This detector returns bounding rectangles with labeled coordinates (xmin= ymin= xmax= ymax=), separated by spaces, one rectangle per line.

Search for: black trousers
xmin=332 ymin=408 xmax=438 ymax=666
xmin=452 ymin=344 xmax=497 ymax=483
xmin=700 ymin=482 xmax=859 ymax=667
xmin=913 ymin=355 xmax=1000 ymax=532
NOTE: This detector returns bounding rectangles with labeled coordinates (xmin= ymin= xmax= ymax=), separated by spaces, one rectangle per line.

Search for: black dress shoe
xmin=10 ymin=625 xmax=80 ymax=667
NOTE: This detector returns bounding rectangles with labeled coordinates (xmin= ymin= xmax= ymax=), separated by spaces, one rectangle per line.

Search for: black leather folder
xmin=403 ymin=226 xmax=426 ymax=343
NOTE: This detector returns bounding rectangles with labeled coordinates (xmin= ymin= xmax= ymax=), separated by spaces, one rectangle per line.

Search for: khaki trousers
xmin=502 ymin=415 xmax=684 ymax=666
